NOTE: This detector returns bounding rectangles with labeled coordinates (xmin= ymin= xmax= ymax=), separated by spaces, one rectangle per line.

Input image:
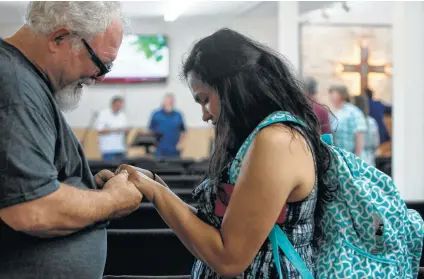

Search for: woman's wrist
xmin=151 ymin=179 xmax=168 ymax=205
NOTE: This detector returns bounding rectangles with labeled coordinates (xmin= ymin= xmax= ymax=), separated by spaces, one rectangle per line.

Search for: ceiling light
xmin=164 ymin=1 xmax=194 ymax=22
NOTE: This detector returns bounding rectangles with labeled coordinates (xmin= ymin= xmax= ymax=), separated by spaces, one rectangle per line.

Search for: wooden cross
xmin=341 ymin=44 xmax=387 ymax=94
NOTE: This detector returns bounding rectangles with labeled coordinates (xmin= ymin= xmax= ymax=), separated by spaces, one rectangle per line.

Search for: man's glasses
xmin=81 ymin=38 xmax=113 ymax=77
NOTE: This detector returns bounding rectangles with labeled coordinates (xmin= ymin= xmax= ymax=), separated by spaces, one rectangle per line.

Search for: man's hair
xmin=329 ymin=84 xmax=350 ymax=102
xmin=164 ymin=93 xmax=175 ymax=99
xmin=364 ymin=88 xmax=373 ymax=100
xmin=112 ymin=96 xmax=124 ymax=104
xmin=25 ymin=1 xmax=129 ymax=48
xmin=303 ymin=76 xmax=318 ymax=96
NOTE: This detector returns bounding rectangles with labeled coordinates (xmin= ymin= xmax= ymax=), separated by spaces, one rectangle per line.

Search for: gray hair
xmin=303 ymin=76 xmax=318 ymax=96
xmin=25 ymin=1 xmax=129 ymax=47
xmin=329 ymin=84 xmax=350 ymax=102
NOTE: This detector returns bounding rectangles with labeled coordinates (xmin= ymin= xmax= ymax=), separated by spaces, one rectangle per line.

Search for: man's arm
xmin=355 ymin=132 xmax=365 ymax=157
xmin=0 ymin=105 xmax=141 ymax=238
xmin=354 ymin=107 xmax=367 ymax=157
xmin=0 ymin=183 xmax=113 ymax=237
xmin=177 ymin=113 xmax=187 ymax=148
xmin=0 ymin=171 xmax=141 ymax=238
xmin=148 ymin=112 xmax=157 ymax=133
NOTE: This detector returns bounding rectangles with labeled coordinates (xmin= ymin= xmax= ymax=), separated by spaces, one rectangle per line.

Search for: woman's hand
xmin=116 ymin=164 xmax=159 ymax=202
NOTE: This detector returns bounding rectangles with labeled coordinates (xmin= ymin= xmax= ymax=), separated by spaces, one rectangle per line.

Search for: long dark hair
xmin=182 ymin=28 xmax=335 ymax=240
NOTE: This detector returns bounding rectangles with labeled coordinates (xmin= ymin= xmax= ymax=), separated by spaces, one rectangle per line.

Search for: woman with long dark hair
xmin=120 ymin=28 xmax=335 ymax=278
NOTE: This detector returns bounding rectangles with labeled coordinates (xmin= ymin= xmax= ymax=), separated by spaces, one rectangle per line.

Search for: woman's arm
xmin=129 ymin=126 xmax=315 ymax=277
xmin=354 ymin=109 xmax=367 ymax=157
xmin=355 ymin=132 xmax=365 ymax=157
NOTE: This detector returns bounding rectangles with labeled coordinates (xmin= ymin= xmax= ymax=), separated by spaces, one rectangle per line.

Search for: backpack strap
xmin=270 ymin=225 xmax=315 ymax=279
xmin=229 ymin=111 xmax=307 ymax=182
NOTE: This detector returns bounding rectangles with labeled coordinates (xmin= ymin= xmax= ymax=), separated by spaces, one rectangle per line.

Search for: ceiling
xmin=0 ymin=1 xmax=338 ymax=24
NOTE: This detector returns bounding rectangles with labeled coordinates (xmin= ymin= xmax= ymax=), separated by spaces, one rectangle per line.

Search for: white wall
xmin=0 ymin=1 xmax=393 ymax=128
xmin=0 ymin=17 xmax=277 ymax=128
xmin=301 ymin=1 xmax=392 ymax=26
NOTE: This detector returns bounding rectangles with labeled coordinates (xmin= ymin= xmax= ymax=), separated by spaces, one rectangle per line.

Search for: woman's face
xmin=187 ymin=71 xmax=221 ymax=125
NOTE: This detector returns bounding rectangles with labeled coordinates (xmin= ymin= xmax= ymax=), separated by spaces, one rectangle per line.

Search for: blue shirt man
xmin=365 ymin=88 xmax=391 ymax=144
xmin=149 ymin=94 xmax=186 ymax=157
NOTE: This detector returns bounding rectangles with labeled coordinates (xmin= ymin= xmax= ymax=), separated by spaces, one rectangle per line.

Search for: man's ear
xmin=46 ymin=27 xmax=73 ymax=52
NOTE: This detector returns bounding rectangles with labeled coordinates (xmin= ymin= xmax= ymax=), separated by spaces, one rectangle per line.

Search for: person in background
xmin=0 ymin=2 xmax=142 ymax=278
xmin=365 ymin=88 xmax=390 ymax=144
xmin=96 ymin=96 xmax=130 ymax=161
xmin=303 ymin=76 xmax=331 ymax=135
xmin=149 ymin=93 xmax=186 ymax=158
xmin=329 ymin=85 xmax=367 ymax=157
xmin=353 ymin=95 xmax=380 ymax=166
xmin=378 ymin=107 xmax=392 ymax=157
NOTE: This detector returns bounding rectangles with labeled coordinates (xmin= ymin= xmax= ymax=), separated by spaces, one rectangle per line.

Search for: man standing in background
xmin=365 ymin=88 xmax=390 ymax=144
xmin=96 ymin=96 xmax=130 ymax=161
xmin=304 ymin=76 xmax=332 ymax=135
xmin=149 ymin=93 xmax=186 ymax=158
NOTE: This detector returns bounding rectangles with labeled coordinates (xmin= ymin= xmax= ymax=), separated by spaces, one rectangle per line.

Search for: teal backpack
xmin=228 ymin=111 xmax=424 ymax=279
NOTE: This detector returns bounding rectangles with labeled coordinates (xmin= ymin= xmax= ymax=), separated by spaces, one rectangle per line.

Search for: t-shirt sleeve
xmin=0 ymin=105 xmax=59 ymax=209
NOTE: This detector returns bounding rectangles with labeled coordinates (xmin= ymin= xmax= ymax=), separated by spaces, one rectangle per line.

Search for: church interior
xmin=0 ymin=1 xmax=423 ymax=278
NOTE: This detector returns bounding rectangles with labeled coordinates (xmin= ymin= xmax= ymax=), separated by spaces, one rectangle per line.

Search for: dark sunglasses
xmin=81 ymin=38 xmax=113 ymax=77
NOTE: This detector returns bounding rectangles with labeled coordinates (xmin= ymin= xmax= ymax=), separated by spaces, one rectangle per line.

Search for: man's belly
xmin=0 ymin=227 xmax=107 ymax=279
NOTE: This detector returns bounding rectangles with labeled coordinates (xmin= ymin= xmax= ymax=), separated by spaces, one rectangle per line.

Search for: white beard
xmin=55 ymin=79 xmax=95 ymax=112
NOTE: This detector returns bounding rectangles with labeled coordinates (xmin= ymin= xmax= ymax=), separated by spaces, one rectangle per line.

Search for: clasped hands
xmin=94 ymin=165 xmax=161 ymax=217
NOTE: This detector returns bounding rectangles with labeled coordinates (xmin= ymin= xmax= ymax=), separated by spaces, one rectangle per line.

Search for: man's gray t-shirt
xmin=0 ymin=40 xmax=107 ymax=278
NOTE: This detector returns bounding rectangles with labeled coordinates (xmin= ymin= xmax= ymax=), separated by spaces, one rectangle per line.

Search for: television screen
xmin=103 ymin=34 xmax=169 ymax=83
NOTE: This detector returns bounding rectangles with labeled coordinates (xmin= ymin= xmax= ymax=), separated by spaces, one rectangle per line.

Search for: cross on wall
xmin=337 ymin=43 xmax=391 ymax=95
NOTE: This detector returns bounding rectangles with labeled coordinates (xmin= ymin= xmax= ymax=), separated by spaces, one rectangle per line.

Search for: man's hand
xmin=115 ymin=165 xmax=165 ymax=202
xmin=94 ymin=169 xmax=115 ymax=187
xmin=102 ymin=170 xmax=143 ymax=218
xmin=116 ymin=164 xmax=169 ymax=189
xmin=116 ymin=164 xmax=152 ymax=179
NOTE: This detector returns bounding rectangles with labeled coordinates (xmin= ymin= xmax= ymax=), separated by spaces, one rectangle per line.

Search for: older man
xmin=149 ymin=94 xmax=186 ymax=158
xmin=0 ymin=2 xmax=142 ymax=278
